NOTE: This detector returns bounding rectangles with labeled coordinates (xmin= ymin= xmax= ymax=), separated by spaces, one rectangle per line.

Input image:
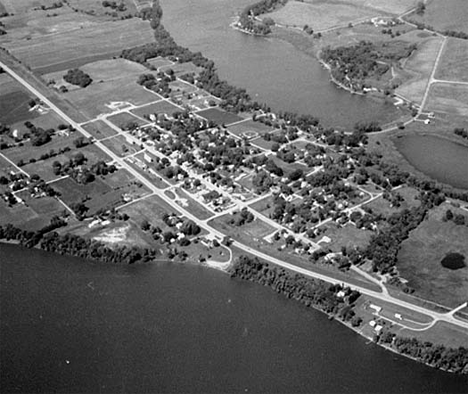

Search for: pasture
xmin=434 ymin=38 xmax=468 ymax=83
xmin=395 ymin=37 xmax=443 ymax=105
xmin=3 ymin=18 xmax=154 ymax=73
xmin=131 ymin=100 xmax=181 ymax=118
xmin=65 ymin=79 xmax=161 ymax=118
xmin=397 ymin=205 xmax=468 ymax=308
xmin=196 ymin=108 xmax=243 ymax=126
xmin=425 ymin=83 xmax=468 ymax=116
xmin=407 ymin=0 xmax=468 ymax=34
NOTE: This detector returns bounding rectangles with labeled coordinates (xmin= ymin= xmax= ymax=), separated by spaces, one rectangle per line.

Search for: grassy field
xmin=425 ymin=83 xmax=468 ymax=116
xmin=65 ymin=79 xmax=161 ymax=118
xmin=101 ymin=135 xmax=142 ymax=157
xmin=434 ymin=38 xmax=468 ymax=82
xmin=174 ymin=188 xmax=214 ymax=221
xmin=66 ymin=0 xmax=138 ymax=16
xmin=397 ymin=204 xmax=468 ymax=308
xmin=131 ymin=100 xmax=181 ymax=118
xmin=395 ymin=37 xmax=443 ymax=105
xmin=82 ymin=120 xmax=118 ymax=139
xmin=400 ymin=321 xmax=468 ymax=349
xmin=160 ymin=62 xmax=204 ymax=77
xmin=266 ymin=1 xmax=380 ymax=30
xmin=0 ymin=1 xmax=6 ymax=14
xmin=107 ymin=112 xmax=147 ymax=130
xmin=2 ymin=18 xmax=155 ymax=73
xmin=147 ymin=57 xmax=174 ymax=69
xmin=407 ymin=0 xmax=468 ymax=34
xmin=0 ymin=91 xmax=37 ymax=125
xmin=196 ymin=108 xmax=244 ymax=126
xmin=320 ymin=222 xmax=373 ymax=252
xmin=0 ymin=198 xmax=55 ymax=231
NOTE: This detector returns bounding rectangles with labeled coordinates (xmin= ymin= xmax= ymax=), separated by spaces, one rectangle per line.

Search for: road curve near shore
xmin=1 ymin=59 xmax=467 ymax=333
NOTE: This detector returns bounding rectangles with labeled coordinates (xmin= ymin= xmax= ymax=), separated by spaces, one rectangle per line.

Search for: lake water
xmin=394 ymin=135 xmax=468 ymax=189
xmin=160 ymin=0 xmax=401 ymax=129
xmin=1 ymin=243 xmax=467 ymax=393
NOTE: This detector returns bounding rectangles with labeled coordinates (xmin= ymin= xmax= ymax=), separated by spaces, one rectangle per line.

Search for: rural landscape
xmin=0 ymin=0 xmax=467 ymax=381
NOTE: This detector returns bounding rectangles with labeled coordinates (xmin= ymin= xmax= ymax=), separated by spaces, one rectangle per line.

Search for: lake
xmin=394 ymin=135 xmax=468 ymax=189
xmin=1 ymin=243 xmax=467 ymax=393
xmin=159 ymin=0 xmax=401 ymax=129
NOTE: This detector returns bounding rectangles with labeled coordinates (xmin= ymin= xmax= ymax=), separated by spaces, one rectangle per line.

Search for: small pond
xmin=441 ymin=252 xmax=466 ymax=270
xmin=393 ymin=135 xmax=468 ymax=190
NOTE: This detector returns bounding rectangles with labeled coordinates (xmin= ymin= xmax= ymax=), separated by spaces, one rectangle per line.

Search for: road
xmin=1 ymin=59 xmax=467 ymax=333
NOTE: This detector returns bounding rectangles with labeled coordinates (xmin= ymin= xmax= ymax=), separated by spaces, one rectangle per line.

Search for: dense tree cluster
xmin=378 ymin=332 xmax=468 ymax=374
xmin=321 ymin=41 xmax=416 ymax=91
xmin=230 ymin=255 xmax=362 ymax=321
xmin=63 ymin=68 xmax=93 ymax=88
xmin=237 ymin=0 xmax=286 ymax=35
xmin=454 ymin=127 xmax=468 ymax=140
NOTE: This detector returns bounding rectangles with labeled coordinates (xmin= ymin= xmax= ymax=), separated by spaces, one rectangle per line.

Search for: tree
xmin=141 ymin=219 xmax=150 ymax=231
xmin=63 ymin=68 xmax=93 ymax=88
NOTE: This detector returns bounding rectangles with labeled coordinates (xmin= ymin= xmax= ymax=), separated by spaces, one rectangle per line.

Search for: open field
xmin=131 ymin=100 xmax=181 ymax=118
xmin=397 ymin=205 xmax=468 ymax=308
xmin=0 ymin=198 xmax=55 ymax=231
xmin=0 ymin=91 xmax=37 ymax=125
xmin=434 ymin=38 xmax=468 ymax=82
xmin=160 ymin=62 xmax=204 ymax=77
xmin=227 ymin=119 xmax=272 ymax=137
xmin=365 ymin=186 xmax=419 ymax=217
xmin=82 ymin=120 xmax=118 ymax=139
xmin=400 ymin=321 xmax=468 ymax=349
xmin=2 ymin=18 xmax=155 ymax=73
xmin=320 ymin=222 xmax=373 ymax=252
xmin=196 ymin=108 xmax=244 ymax=126
xmin=395 ymin=37 xmax=443 ymax=105
xmin=101 ymin=135 xmax=142 ymax=157
xmin=266 ymin=1 xmax=379 ymax=30
xmin=0 ymin=2 xmax=6 ymax=14
xmin=406 ymin=0 xmax=468 ymax=34
xmin=147 ymin=57 xmax=173 ymax=69
xmin=425 ymin=83 xmax=468 ymax=116
xmin=107 ymin=112 xmax=147 ymax=130
xmin=65 ymin=79 xmax=161 ymax=118
xmin=174 ymin=188 xmax=214 ymax=221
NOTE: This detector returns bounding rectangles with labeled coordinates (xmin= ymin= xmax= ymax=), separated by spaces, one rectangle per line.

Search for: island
xmin=0 ymin=0 xmax=467 ymax=375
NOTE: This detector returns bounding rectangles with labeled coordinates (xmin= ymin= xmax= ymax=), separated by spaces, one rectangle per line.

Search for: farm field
xmin=395 ymin=37 xmax=443 ymax=105
xmin=131 ymin=100 xmax=181 ymax=118
xmin=434 ymin=38 xmax=468 ymax=82
xmin=1 ymin=18 xmax=154 ymax=73
xmin=425 ymin=83 xmax=468 ymax=116
xmin=64 ymin=79 xmax=161 ymax=119
xmin=397 ymin=205 xmax=468 ymax=308
xmin=406 ymin=0 xmax=468 ymax=34
xmin=196 ymin=108 xmax=244 ymax=126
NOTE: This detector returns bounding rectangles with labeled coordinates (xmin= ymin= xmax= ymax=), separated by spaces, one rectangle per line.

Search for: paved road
xmin=2 ymin=59 xmax=467 ymax=333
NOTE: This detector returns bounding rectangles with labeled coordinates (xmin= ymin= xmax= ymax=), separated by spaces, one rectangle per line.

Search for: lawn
xmin=196 ymin=108 xmax=244 ymax=126
xmin=434 ymin=38 xmax=468 ymax=83
xmin=406 ymin=0 xmax=468 ymax=34
xmin=65 ymin=79 xmax=161 ymax=118
xmin=425 ymin=83 xmax=468 ymax=116
xmin=3 ymin=18 xmax=155 ymax=73
xmin=0 ymin=91 xmax=37 ymax=125
xmin=131 ymin=100 xmax=181 ymax=118
xmin=82 ymin=120 xmax=118 ymax=139
xmin=395 ymin=37 xmax=444 ymax=105
xmin=397 ymin=205 xmax=468 ymax=308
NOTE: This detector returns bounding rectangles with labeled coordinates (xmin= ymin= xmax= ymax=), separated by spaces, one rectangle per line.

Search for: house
xmin=369 ymin=304 xmax=382 ymax=313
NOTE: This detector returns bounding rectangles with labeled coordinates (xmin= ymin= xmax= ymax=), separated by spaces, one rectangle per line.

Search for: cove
xmin=159 ymin=0 xmax=401 ymax=130
xmin=394 ymin=135 xmax=468 ymax=190
xmin=1 ymin=243 xmax=468 ymax=393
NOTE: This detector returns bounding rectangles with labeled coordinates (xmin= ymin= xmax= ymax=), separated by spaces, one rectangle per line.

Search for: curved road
xmin=1 ymin=59 xmax=467 ymax=333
